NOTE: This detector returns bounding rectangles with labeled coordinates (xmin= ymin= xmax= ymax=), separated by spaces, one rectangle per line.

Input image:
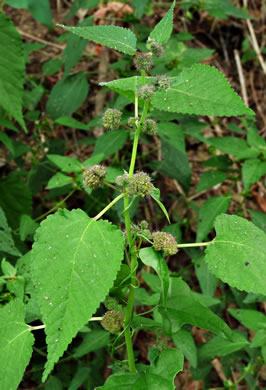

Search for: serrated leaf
xmin=46 ymin=72 xmax=89 ymax=120
xmin=205 ymin=214 xmax=266 ymax=295
xmin=0 ymin=14 xmax=26 ymax=131
xmin=149 ymin=1 xmax=175 ymax=45
xmin=248 ymin=209 xmax=266 ymax=233
xmin=228 ymin=308 xmax=266 ymax=331
xmin=0 ymin=300 xmax=34 ymax=390
xmin=165 ymin=277 xmax=232 ymax=338
xmin=151 ymin=64 xmax=254 ymax=116
xmin=31 ymin=209 xmax=124 ymax=381
xmin=58 ymin=25 xmax=137 ymax=55
xmin=100 ymin=349 xmax=184 ymax=390
xmin=0 ymin=207 xmax=21 ymax=256
xmin=207 ymin=136 xmax=260 ymax=159
xmin=151 ymin=187 xmax=170 ymax=223
xmin=196 ymin=196 xmax=230 ymax=242
xmin=139 ymin=247 xmax=169 ymax=307
xmin=132 ymin=0 xmax=148 ymax=19
xmin=242 ymin=159 xmax=266 ymax=191
xmin=198 ymin=332 xmax=248 ymax=362
xmin=196 ymin=170 xmax=227 ymax=192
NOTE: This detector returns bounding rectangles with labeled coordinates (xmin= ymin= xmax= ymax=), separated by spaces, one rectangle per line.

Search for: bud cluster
xmin=128 ymin=116 xmax=138 ymax=129
xmin=153 ymin=74 xmax=171 ymax=90
xmin=148 ymin=39 xmax=164 ymax=58
xmin=139 ymin=85 xmax=155 ymax=101
xmin=101 ymin=310 xmax=123 ymax=334
xmin=115 ymin=172 xmax=130 ymax=188
xmin=104 ymin=296 xmax=119 ymax=311
xmin=142 ymin=119 xmax=158 ymax=135
xmin=83 ymin=165 xmax=106 ymax=190
xmin=136 ymin=220 xmax=152 ymax=240
xmin=152 ymin=232 xmax=178 ymax=256
xmin=103 ymin=108 xmax=122 ymax=130
xmin=128 ymin=172 xmax=153 ymax=197
xmin=134 ymin=53 xmax=153 ymax=72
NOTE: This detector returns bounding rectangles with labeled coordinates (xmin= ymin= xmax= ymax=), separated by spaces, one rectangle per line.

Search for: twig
xmin=16 ymin=28 xmax=64 ymax=50
xmin=234 ymin=49 xmax=249 ymax=106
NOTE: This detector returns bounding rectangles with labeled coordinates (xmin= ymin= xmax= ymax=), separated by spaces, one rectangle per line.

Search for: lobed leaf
xmin=151 ymin=64 xmax=255 ymax=117
xmin=0 ymin=300 xmax=34 ymax=390
xmin=205 ymin=214 xmax=266 ymax=295
xmin=31 ymin=209 xmax=124 ymax=381
xmin=58 ymin=25 xmax=137 ymax=55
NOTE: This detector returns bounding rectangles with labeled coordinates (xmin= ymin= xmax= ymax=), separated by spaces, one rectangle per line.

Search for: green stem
xmin=93 ymin=193 xmax=125 ymax=221
xmin=177 ymin=240 xmax=213 ymax=248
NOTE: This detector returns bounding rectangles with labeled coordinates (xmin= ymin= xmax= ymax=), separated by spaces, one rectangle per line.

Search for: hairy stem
xmin=93 ymin=192 xmax=125 ymax=221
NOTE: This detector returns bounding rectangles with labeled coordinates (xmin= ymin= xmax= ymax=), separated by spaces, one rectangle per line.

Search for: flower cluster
xmin=128 ymin=172 xmax=153 ymax=197
xmin=103 ymin=108 xmax=122 ymax=130
xmin=115 ymin=172 xmax=130 ymax=188
xmin=104 ymin=296 xmax=118 ymax=311
xmin=134 ymin=53 xmax=153 ymax=72
xmin=148 ymin=39 xmax=164 ymax=58
xmin=152 ymin=232 xmax=178 ymax=255
xmin=101 ymin=310 xmax=123 ymax=334
xmin=153 ymin=74 xmax=171 ymax=90
xmin=128 ymin=116 xmax=138 ymax=129
xmin=142 ymin=119 xmax=158 ymax=135
xmin=139 ymin=85 xmax=155 ymax=100
xmin=83 ymin=165 xmax=106 ymax=190
xmin=135 ymin=220 xmax=152 ymax=240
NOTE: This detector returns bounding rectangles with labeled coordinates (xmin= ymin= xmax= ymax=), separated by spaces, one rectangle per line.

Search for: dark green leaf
xmin=196 ymin=170 xmax=227 ymax=192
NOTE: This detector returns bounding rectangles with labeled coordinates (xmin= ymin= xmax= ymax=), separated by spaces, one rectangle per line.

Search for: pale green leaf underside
xmin=151 ymin=187 xmax=170 ymax=223
xmin=151 ymin=64 xmax=254 ymax=117
xmin=0 ymin=14 xmax=26 ymax=131
xmin=101 ymin=349 xmax=183 ymax=390
xmin=0 ymin=300 xmax=34 ymax=390
xmin=149 ymin=0 xmax=175 ymax=45
xmin=31 ymin=209 xmax=124 ymax=381
xmin=58 ymin=25 xmax=137 ymax=55
xmin=205 ymin=214 xmax=266 ymax=295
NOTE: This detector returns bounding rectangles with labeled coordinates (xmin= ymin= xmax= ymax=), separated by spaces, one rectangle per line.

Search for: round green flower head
xmin=137 ymin=220 xmax=152 ymax=240
xmin=128 ymin=171 xmax=153 ymax=197
xmin=104 ymin=296 xmax=118 ymax=311
xmin=103 ymin=108 xmax=122 ymax=130
xmin=148 ymin=39 xmax=164 ymax=58
xmin=115 ymin=172 xmax=130 ymax=187
xmin=142 ymin=119 xmax=158 ymax=135
xmin=101 ymin=310 xmax=123 ymax=334
xmin=83 ymin=165 xmax=106 ymax=190
xmin=153 ymin=74 xmax=171 ymax=90
xmin=152 ymin=232 xmax=178 ymax=255
xmin=135 ymin=53 xmax=153 ymax=72
xmin=139 ymin=85 xmax=155 ymax=100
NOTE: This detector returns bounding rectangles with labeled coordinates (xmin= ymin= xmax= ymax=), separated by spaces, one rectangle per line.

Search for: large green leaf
xmin=196 ymin=170 xmax=227 ymax=192
xmin=194 ymin=256 xmax=218 ymax=297
xmin=172 ymin=329 xmax=197 ymax=368
xmin=149 ymin=1 xmax=175 ymax=45
xmin=0 ymin=14 xmax=26 ymax=131
xmin=46 ymin=72 xmax=89 ymax=120
xmin=165 ymin=278 xmax=232 ymax=338
xmin=151 ymin=64 xmax=254 ymax=116
xmin=205 ymin=214 xmax=266 ymax=295
xmin=31 ymin=209 xmax=124 ymax=381
xmin=47 ymin=154 xmax=83 ymax=173
xmin=207 ymin=136 xmax=260 ymax=159
xmin=58 ymin=25 xmax=137 ymax=55
xmin=139 ymin=247 xmax=169 ymax=307
xmin=0 ymin=207 xmax=20 ymax=256
xmin=99 ymin=349 xmax=184 ymax=390
xmin=0 ymin=300 xmax=34 ymax=390
xmin=242 ymin=159 xmax=266 ymax=191
xmin=196 ymin=196 xmax=230 ymax=242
